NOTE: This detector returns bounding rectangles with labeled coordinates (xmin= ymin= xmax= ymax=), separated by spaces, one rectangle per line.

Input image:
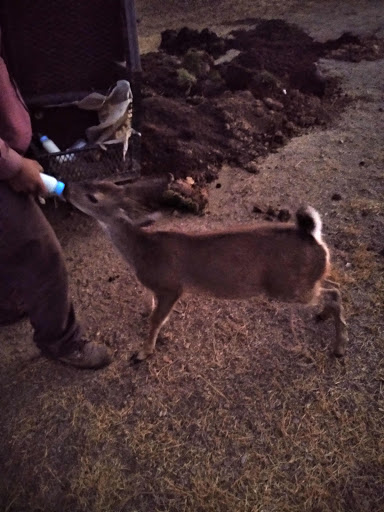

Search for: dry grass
xmin=1 ymin=203 xmax=383 ymax=511
xmin=1 ymin=289 xmax=383 ymax=512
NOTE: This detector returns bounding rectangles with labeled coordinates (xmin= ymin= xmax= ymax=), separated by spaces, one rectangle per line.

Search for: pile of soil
xmin=139 ymin=20 xmax=384 ymax=187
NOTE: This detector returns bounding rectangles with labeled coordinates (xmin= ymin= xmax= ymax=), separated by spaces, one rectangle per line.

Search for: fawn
xmin=66 ymin=180 xmax=348 ymax=362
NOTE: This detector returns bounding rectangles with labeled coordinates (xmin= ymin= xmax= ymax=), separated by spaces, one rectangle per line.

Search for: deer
xmin=65 ymin=180 xmax=348 ymax=363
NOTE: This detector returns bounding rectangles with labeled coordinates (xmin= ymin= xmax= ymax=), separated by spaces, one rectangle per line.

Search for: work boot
xmin=58 ymin=341 xmax=112 ymax=369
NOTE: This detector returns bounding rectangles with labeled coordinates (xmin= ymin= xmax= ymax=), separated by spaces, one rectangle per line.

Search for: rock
xmin=274 ymin=131 xmax=285 ymax=144
xmin=241 ymin=454 xmax=248 ymax=465
xmin=331 ymin=193 xmax=342 ymax=201
xmin=266 ymin=206 xmax=277 ymax=217
xmin=277 ymin=209 xmax=291 ymax=222
xmin=284 ymin=121 xmax=297 ymax=134
xmin=244 ymin=162 xmax=260 ymax=174
xmin=252 ymin=205 xmax=263 ymax=214
xmin=264 ymin=97 xmax=284 ymax=111
xmin=254 ymin=99 xmax=264 ymax=109
xmin=186 ymin=95 xmax=204 ymax=106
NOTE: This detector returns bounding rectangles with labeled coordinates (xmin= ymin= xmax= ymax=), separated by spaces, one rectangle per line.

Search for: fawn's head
xmin=66 ymin=180 xmax=160 ymax=227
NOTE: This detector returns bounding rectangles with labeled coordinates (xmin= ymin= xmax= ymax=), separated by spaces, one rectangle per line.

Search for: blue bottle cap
xmin=40 ymin=135 xmax=48 ymax=142
xmin=55 ymin=181 xmax=65 ymax=196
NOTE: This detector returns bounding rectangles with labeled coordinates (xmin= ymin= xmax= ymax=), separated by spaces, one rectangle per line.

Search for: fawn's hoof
xmin=130 ymin=353 xmax=143 ymax=365
xmin=130 ymin=351 xmax=151 ymax=364
xmin=333 ymin=347 xmax=346 ymax=358
xmin=333 ymin=339 xmax=347 ymax=358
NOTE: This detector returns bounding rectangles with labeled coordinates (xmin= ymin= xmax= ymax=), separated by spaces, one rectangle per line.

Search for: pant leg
xmin=0 ymin=182 xmax=82 ymax=357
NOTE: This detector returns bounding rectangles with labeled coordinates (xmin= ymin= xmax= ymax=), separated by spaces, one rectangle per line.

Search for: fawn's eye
xmin=86 ymin=194 xmax=98 ymax=204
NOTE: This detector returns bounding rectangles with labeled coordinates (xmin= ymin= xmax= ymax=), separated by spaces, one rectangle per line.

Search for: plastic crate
xmin=0 ymin=0 xmax=142 ymax=182
xmin=36 ymin=139 xmax=141 ymax=182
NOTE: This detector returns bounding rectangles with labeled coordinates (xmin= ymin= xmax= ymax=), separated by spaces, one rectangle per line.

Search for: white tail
xmin=66 ymin=180 xmax=348 ymax=362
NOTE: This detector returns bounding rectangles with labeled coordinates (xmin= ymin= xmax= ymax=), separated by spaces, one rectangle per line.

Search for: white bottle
xmin=40 ymin=173 xmax=65 ymax=196
xmin=67 ymin=139 xmax=87 ymax=151
xmin=40 ymin=135 xmax=61 ymax=153
xmin=64 ymin=139 xmax=87 ymax=162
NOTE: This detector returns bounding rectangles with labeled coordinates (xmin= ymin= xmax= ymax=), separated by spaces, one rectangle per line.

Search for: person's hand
xmin=8 ymin=158 xmax=47 ymax=196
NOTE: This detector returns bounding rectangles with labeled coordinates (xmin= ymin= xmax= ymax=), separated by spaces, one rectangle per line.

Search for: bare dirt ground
xmin=1 ymin=1 xmax=384 ymax=511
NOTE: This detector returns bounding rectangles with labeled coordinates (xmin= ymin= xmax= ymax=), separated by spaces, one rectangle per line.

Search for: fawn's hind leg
xmin=132 ymin=289 xmax=181 ymax=362
xmin=318 ymin=287 xmax=348 ymax=357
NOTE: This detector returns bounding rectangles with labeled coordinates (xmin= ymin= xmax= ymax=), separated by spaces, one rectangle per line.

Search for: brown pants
xmin=0 ymin=182 xmax=82 ymax=357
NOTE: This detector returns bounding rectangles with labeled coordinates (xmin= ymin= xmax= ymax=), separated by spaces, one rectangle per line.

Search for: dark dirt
xmin=140 ymin=20 xmax=384 ymax=185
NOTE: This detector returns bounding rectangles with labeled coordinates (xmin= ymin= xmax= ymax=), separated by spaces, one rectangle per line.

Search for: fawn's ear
xmin=134 ymin=211 xmax=162 ymax=228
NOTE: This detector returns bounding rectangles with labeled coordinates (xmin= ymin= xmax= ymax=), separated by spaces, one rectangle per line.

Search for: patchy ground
xmin=1 ymin=1 xmax=384 ymax=511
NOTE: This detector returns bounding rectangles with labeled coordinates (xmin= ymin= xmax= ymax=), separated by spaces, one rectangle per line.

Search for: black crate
xmin=35 ymin=138 xmax=141 ymax=182
xmin=0 ymin=0 xmax=142 ymax=182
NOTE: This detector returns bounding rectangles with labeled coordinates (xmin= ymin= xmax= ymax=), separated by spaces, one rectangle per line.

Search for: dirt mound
xmin=160 ymin=26 xmax=226 ymax=58
xmin=140 ymin=20 xmax=383 ymax=186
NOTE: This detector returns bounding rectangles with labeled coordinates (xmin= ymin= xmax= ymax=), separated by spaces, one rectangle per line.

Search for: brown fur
xmin=66 ymin=180 xmax=348 ymax=361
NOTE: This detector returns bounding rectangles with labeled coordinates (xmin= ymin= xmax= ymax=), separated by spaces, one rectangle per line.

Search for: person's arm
xmin=0 ymin=138 xmax=47 ymax=195
xmin=0 ymin=54 xmax=46 ymax=195
xmin=0 ymin=136 xmax=23 ymax=180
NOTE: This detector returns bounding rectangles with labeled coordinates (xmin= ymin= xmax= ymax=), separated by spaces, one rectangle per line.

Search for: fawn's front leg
xmin=131 ymin=289 xmax=181 ymax=363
